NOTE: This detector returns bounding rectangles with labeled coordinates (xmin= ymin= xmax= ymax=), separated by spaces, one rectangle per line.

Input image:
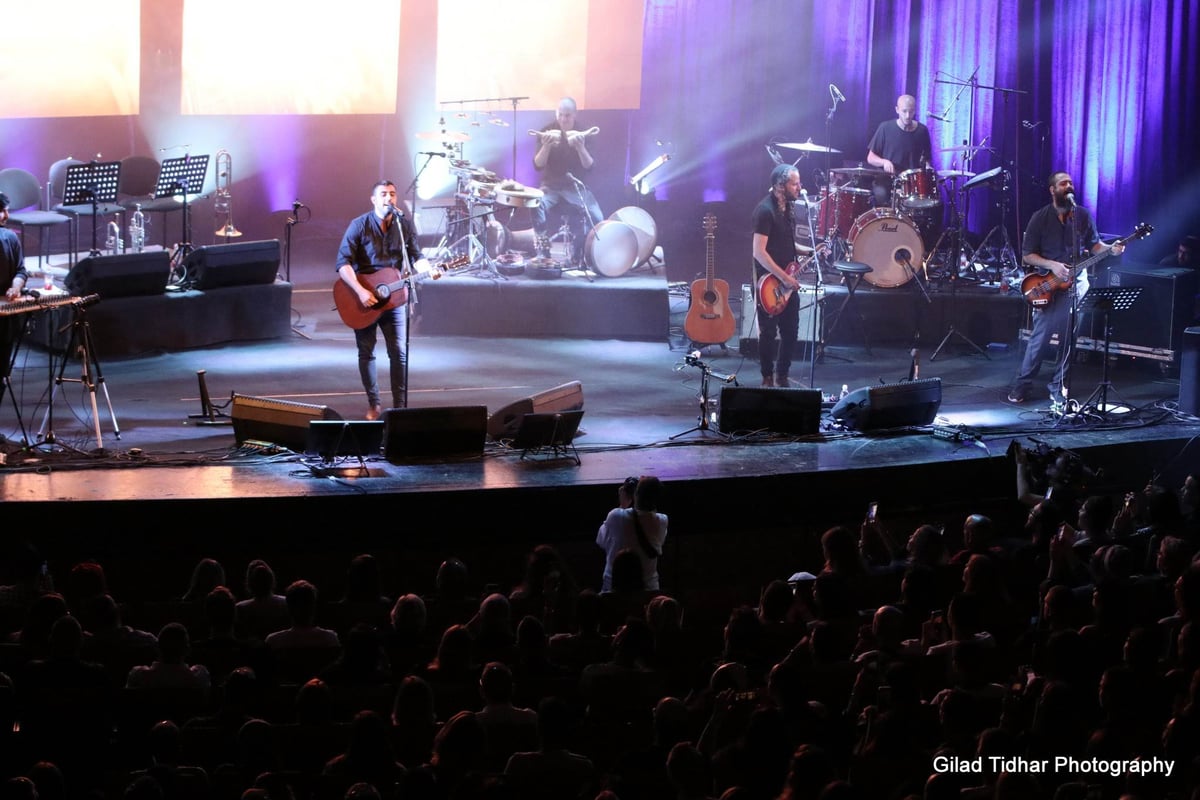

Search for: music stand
xmin=1075 ymin=286 xmax=1142 ymax=416
xmin=155 ymin=155 xmax=210 ymax=278
xmin=62 ymin=161 xmax=121 ymax=257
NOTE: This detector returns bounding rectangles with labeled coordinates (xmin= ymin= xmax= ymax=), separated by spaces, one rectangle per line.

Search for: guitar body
xmin=333 ymin=255 xmax=468 ymax=329
xmin=683 ymin=213 xmax=736 ymax=345
xmin=684 ymin=276 xmax=736 ymax=344
xmin=333 ymin=268 xmax=409 ymax=329
xmin=1020 ymin=223 xmax=1154 ymax=308
xmin=757 ymin=261 xmax=801 ymax=317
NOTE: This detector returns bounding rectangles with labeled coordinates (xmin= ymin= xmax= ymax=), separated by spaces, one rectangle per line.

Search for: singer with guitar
xmin=336 ymin=180 xmax=429 ymax=419
xmin=531 ymin=97 xmax=604 ymax=252
xmin=1007 ymin=172 xmax=1125 ymax=410
xmin=752 ymin=165 xmax=804 ymax=387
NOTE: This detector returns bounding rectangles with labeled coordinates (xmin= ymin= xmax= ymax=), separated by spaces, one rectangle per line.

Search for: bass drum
xmin=585 ymin=220 xmax=640 ymax=277
xmin=847 ymin=209 xmax=925 ymax=288
xmin=608 ymin=206 xmax=657 ymax=267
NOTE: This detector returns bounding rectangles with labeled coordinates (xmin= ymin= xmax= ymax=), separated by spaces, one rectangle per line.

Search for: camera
xmin=866 ymin=501 xmax=878 ymax=522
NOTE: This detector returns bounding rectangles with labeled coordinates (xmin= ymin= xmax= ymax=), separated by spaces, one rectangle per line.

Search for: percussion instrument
xmin=607 ymin=206 xmax=657 ymax=267
xmin=527 ymin=126 xmax=600 ymax=142
xmin=938 ymin=169 xmax=975 ymax=180
xmin=494 ymin=181 xmax=544 ymax=208
xmin=816 ymin=187 xmax=871 ymax=240
xmin=830 ymin=166 xmax=888 ymax=178
xmin=962 ymin=166 xmax=1005 ymax=191
xmin=467 ymin=180 xmax=496 ymax=201
xmin=776 ymin=140 xmax=842 ymax=154
xmin=847 ymin=209 xmax=925 ymax=288
xmin=894 ymin=167 xmax=940 ymax=209
xmin=585 ymin=220 xmax=640 ymax=278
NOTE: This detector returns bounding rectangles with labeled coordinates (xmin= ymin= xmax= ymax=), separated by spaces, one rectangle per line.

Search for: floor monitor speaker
xmin=831 ymin=377 xmax=942 ymax=431
xmin=231 ymin=393 xmax=341 ymax=451
xmin=384 ymin=405 xmax=487 ymax=461
xmin=718 ymin=386 xmax=823 ymax=434
xmin=65 ymin=250 xmax=171 ymax=297
xmin=487 ymin=381 xmax=584 ymax=439
xmin=185 ymin=240 xmax=281 ymax=289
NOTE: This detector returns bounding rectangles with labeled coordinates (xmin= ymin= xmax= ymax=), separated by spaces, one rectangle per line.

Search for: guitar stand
xmin=1074 ymin=286 xmax=1142 ymax=418
xmin=670 ymin=354 xmax=732 ymax=440
xmin=38 ymin=304 xmax=121 ymax=451
xmin=187 ymin=369 xmax=232 ymax=426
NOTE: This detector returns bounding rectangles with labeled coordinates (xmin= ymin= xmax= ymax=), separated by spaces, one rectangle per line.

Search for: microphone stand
xmin=567 ymin=174 xmax=597 ymax=281
xmin=799 ymin=192 xmax=824 ymax=389
xmin=824 ymin=91 xmax=843 ymax=261
xmin=284 ymin=203 xmax=311 ymax=340
xmin=392 ymin=205 xmax=416 ymax=409
xmin=1054 ymin=203 xmax=1082 ymax=422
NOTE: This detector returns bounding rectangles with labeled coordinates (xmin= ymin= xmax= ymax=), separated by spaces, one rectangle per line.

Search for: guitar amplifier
xmin=738 ymin=284 xmax=824 ymax=357
xmin=1085 ymin=263 xmax=1198 ymax=356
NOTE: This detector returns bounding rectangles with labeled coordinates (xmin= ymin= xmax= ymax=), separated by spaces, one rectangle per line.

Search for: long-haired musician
xmin=752 ymin=165 xmax=803 ymax=387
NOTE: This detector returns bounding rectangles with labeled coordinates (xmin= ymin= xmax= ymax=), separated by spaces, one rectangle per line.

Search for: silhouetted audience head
xmin=296 ymin=677 xmax=334 ymax=724
xmin=156 ymin=623 xmax=191 ymax=664
xmin=665 ymin=742 xmax=712 ymax=799
xmin=820 ymin=526 xmax=864 ymax=576
xmin=390 ymin=593 xmax=427 ymax=634
xmin=343 ymin=553 xmax=384 ymax=603
xmin=244 ymin=559 xmax=278 ymax=599
xmin=284 ymin=580 xmax=319 ymax=626
xmin=610 ymin=548 xmax=645 ymax=593
xmin=634 ymin=475 xmax=663 ymax=511
xmin=183 ymin=558 xmax=226 ymax=602
xmin=204 ymin=585 xmax=237 ymax=634
xmin=392 ymin=674 xmax=435 ymax=726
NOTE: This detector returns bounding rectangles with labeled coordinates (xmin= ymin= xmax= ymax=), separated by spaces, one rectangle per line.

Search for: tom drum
xmin=817 ymin=187 xmax=872 ymax=240
xmin=585 ymin=220 xmax=640 ymax=277
xmin=848 ymin=209 xmax=925 ymax=288
xmin=895 ymin=167 xmax=940 ymax=209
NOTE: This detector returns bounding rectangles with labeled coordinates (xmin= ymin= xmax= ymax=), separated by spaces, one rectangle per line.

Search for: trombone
xmin=214 ymin=149 xmax=242 ymax=240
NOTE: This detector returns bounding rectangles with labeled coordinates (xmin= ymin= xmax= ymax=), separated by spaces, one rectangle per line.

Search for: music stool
xmin=825 ymin=261 xmax=873 ymax=354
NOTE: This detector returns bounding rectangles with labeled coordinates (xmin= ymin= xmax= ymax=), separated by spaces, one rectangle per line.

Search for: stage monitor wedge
xmin=384 ymin=405 xmax=487 ymax=462
xmin=718 ymin=387 xmax=822 ymax=435
xmin=831 ymin=378 xmax=942 ymax=431
xmin=306 ymin=420 xmax=385 ymax=461
xmin=65 ymin=250 xmax=171 ymax=297
xmin=185 ymin=239 xmax=281 ymax=289
xmin=487 ymin=381 xmax=584 ymax=439
xmin=231 ymin=393 xmax=341 ymax=452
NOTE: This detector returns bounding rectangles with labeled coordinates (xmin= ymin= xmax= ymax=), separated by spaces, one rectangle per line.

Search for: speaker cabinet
xmin=1097 ymin=264 xmax=1198 ymax=354
xmin=185 ymin=240 xmax=281 ymax=289
xmin=831 ymin=378 xmax=942 ymax=431
xmin=305 ymin=420 xmax=385 ymax=460
xmin=231 ymin=393 xmax=341 ymax=451
xmin=65 ymin=251 xmax=171 ymax=297
xmin=1180 ymin=327 xmax=1200 ymax=416
xmin=718 ymin=386 xmax=823 ymax=435
xmin=384 ymin=405 xmax=487 ymax=461
xmin=487 ymin=381 xmax=584 ymax=439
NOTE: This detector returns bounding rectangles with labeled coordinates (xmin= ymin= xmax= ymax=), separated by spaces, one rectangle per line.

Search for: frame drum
xmin=608 ymin=206 xmax=657 ymax=266
xmin=585 ymin=220 xmax=640 ymax=277
xmin=847 ymin=209 xmax=925 ymax=288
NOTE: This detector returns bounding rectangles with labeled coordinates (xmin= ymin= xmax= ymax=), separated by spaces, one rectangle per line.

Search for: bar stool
xmin=825 ymin=260 xmax=873 ymax=355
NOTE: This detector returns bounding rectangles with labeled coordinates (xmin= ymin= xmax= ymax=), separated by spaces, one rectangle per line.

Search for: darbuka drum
xmin=494 ymin=182 xmax=544 ymax=208
xmin=468 ymin=180 xmax=496 ymax=201
xmin=608 ymin=206 xmax=657 ymax=266
xmin=848 ymin=209 xmax=925 ymax=288
xmin=585 ymin=220 xmax=640 ymax=277
xmin=895 ymin=168 xmax=939 ymax=209
xmin=817 ymin=187 xmax=871 ymax=239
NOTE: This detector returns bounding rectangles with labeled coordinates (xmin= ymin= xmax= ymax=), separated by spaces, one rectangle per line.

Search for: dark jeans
xmin=757 ymin=291 xmax=799 ymax=380
xmin=355 ymin=304 xmax=407 ymax=408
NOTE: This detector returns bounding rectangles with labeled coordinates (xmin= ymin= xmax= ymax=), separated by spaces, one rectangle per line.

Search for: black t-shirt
xmin=752 ymin=193 xmax=796 ymax=278
xmin=867 ymin=120 xmax=932 ymax=172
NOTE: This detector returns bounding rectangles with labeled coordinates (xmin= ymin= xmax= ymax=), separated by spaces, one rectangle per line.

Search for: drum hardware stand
xmin=38 ymin=299 xmax=120 ymax=451
xmin=450 ymin=198 xmax=506 ymax=280
xmin=565 ymin=176 xmax=599 ymax=281
xmin=929 ymin=228 xmax=990 ymax=362
xmin=963 ymin=170 xmax=1020 ymax=283
xmin=1072 ymin=286 xmax=1142 ymax=418
xmin=821 ymin=261 xmax=873 ymax=361
xmin=670 ymin=352 xmax=732 ymax=440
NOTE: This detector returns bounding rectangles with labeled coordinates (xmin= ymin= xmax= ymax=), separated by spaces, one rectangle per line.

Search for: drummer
xmin=865 ymin=94 xmax=933 ymax=209
xmin=531 ymin=96 xmax=604 ymax=253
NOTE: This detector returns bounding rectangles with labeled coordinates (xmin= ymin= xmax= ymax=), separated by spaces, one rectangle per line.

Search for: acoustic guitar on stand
xmin=333 ymin=255 xmax=468 ymax=329
xmin=683 ymin=213 xmax=735 ymax=345
xmin=1020 ymin=223 xmax=1153 ymax=307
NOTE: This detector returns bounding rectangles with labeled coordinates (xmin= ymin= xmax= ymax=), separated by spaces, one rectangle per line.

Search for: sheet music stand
xmin=155 ymin=155 xmax=210 ymax=275
xmin=62 ymin=161 xmax=121 ymax=257
xmin=1075 ymin=285 xmax=1142 ymax=416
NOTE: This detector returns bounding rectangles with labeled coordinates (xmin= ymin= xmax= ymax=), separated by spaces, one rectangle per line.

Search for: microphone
xmin=292 ymin=199 xmax=302 ymax=217
xmin=566 ymin=172 xmax=585 ymax=186
xmin=928 ymin=112 xmax=947 ymax=121
xmin=829 ymin=84 xmax=847 ymax=103
xmin=418 ymin=151 xmax=446 ymax=157
xmin=1065 ymin=193 xmax=1076 ymax=208
xmin=388 ymin=203 xmax=404 ymax=217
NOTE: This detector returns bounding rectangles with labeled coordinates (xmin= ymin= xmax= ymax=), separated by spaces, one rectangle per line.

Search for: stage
xmin=1 ymin=254 xmax=1197 ymax=611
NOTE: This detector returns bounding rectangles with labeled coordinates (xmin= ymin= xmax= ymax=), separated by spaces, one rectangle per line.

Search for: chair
xmin=0 ymin=167 xmax=73 ymax=268
xmin=49 ymin=157 xmax=124 ymax=258
xmin=119 ymin=155 xmax=185 ymax=247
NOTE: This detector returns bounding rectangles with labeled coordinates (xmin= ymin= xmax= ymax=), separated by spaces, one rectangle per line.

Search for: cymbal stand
xmin=670 ymin=352 xmax=733 ymax=440
xmin=39 ymin=303 xmax=120 ymax=451
xmin=922 ymin=178 xmax=969 ymax=281
xmin=451 ymin=195 xmax=505 ymax=280
xmin=963 ymin=169 xmax=1020 ymax=283
xmin=929 ymin=209 xmax=989 ymax=362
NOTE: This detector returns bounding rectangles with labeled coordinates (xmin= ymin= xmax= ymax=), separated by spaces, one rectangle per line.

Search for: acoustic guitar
xmin=683 ymin=213 xmax=736 ymax=345
xmin=333 ymin=255 xmax=468 ymax=329
xmin=757 ymin=260 xmax=802 ymax=317
xmin=1020 ymin=222 xmax=1153 ymax=307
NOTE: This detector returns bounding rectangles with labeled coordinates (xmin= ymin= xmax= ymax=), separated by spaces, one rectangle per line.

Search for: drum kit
xmin=783 ymin=140 xmax=1007 ymax=290
xmin=420 ymin=129 xmax=657 ymax=279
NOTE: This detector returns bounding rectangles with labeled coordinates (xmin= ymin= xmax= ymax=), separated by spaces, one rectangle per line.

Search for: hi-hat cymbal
xmin=831 ymin=166 xmax=887 ymax=177
xmin=777 ymin=141 xmax=842 ymax=153
xmin=416 ymin=130 xmax=470 ymax=142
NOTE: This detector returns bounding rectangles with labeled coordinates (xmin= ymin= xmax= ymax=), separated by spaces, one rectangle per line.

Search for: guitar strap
xmin=628 ymin=508 xmax=661 ymax=560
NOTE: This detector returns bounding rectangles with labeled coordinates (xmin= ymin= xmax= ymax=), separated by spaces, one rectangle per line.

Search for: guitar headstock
xmin=1129 ymin=222 xmax=1154 ymax=241
xmin=703 ymin=212 xmax=717 ymax=238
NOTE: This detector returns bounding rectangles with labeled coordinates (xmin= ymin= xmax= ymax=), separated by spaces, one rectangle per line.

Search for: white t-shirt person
xmin=596 ymin=476 xmax=668 ymax=591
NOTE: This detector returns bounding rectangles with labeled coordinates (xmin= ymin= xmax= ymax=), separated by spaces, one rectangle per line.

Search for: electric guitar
xmin=333 ymin=255 xmax=468 ymax=329
xmin=1020 ymin=222 xmax=1153 ymax=308
xmin=683 ymin=213 xmax=736 ymax=345
xmin=757 ymin=260 xmax=802 ymax=317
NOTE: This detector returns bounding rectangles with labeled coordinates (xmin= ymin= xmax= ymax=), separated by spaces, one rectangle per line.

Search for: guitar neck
xmin=705 ymin=236 xmax=715 ymax=288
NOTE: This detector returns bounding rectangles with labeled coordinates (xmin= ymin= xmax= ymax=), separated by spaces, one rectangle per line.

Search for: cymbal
xmin=962 ymin=165 xmax=1005 ymax=190
xmin=777 ymin=141 xmax=842 ymax=153
xmin=938 ymin=144 xmax=988 ymax=153
xmin=831 ymin=166 xmax=886 ymax=177
xmin=938 ymin=169 xmax=975 ymax=179
xmin=416 ymin=130 xmax=470 ymax=142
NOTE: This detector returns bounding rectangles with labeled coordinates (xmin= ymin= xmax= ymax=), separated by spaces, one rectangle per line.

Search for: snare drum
xmin=847 ymin=209 xmax=925 ymax=288
xmin=816 ymin=187 xmax=872 ymax=240
xmin=895 ymin=167 xmax=940 ymax=209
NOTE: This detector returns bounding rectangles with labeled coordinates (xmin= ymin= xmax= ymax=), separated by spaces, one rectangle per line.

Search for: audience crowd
xmin=0 ymin=468 xmax=1198 ymax=800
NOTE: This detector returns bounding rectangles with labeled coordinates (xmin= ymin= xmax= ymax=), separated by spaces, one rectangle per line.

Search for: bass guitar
xmin=1021 ymin=222 xmax=1153 ymax=308
xmin=683 ymin=213 xmax=736 ymax=345
xmin=333 ymin=255 xmax=468 ymax=329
